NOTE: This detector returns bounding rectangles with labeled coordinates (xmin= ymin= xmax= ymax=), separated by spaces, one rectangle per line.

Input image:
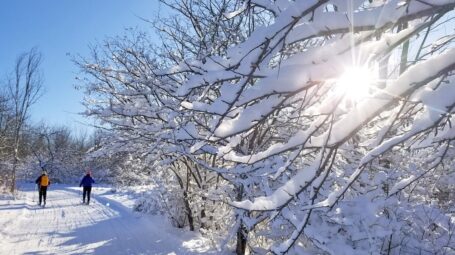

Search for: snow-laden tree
xmin=172 ymin=0 xmax=455 ymax=254
xmin=77 ymin=0 xmax=264 ymax=239
xmin=79 ymin=0 xmax=455 ymax=254
xmin=0 ymin=93 xmax=14 ymax=190
xmin=4 ymin=48 xmax=43 ymax=192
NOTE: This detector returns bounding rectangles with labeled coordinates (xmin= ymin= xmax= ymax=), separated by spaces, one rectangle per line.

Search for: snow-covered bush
xmin=134 ymin=181 xmax=189 ymax=228
xmin=134 ymin=190 xmax=166 ymax=215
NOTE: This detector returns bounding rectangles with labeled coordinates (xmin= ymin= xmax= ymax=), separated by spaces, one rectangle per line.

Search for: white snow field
xmin=0 ymin=184 xmax=218 ymax=255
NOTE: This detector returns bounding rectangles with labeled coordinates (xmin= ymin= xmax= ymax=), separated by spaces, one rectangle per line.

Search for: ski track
xmin=0 ymin=185 xmax=216 ymax=255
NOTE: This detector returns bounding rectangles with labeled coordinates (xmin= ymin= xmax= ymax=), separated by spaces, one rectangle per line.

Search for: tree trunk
xmin=185 ymin=167 xmax=195 ymax=231
xmin=236 ymin=220 xmax=248 ymax=255
xmin=235 ymin=184 xmax=248 ymax=255
xmin=11 ymin=160 xmax=17 ymax=193
xmin=10 ymin=136 xmax=20 ymax=193
xmin=183 ymin=191 xmax=195 ymax=231
xmin=169 ymin=161 xmax=195 ymax=231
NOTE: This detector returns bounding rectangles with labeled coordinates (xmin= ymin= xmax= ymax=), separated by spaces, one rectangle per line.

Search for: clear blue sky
xmin=0 ymin=0 xmax=162 ymax=135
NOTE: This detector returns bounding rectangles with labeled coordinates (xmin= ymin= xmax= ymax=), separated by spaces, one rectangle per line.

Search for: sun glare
xmin=336 ymin=66 xmax=375 ymax=101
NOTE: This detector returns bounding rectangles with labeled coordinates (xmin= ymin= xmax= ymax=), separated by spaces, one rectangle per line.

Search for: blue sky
xmin=0 ymin=0 xmax=162 ymax=135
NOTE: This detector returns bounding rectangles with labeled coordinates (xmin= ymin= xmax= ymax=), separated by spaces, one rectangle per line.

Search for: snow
xmin=317 ymin=46 xmax=455 ymax=149
xmin=0 ymin=183 xmax=219 ymax=255
xmin=230 ymin=151 xmax=322 ymax=211
xmin=389 ymin=175 xmax=416 ymax=195
xmin=223 ymin=2 xmax=247 ymax=19
xmin=360 ymin=75 xmax=455 ymax=165
xmin=191 ymin=31 xmax=455 ymax=215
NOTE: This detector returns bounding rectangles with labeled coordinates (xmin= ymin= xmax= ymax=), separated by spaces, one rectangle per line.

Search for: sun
xmin=336 ymin=66 xmax=376 ymax=101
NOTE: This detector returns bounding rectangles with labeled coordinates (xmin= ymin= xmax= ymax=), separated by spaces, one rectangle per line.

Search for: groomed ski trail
xmin=0 ymin=185 xmax=214 ymax=255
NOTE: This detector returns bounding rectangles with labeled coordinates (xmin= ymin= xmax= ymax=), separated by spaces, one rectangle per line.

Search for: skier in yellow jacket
xmin=35 ymin=170 xmax=50 ymax=206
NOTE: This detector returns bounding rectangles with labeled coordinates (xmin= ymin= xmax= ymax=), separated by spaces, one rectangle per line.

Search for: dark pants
xmin=39 ymin=186 xmax=47 ymax=205
xmin=83 ymin=186 xmax=92 ymax=204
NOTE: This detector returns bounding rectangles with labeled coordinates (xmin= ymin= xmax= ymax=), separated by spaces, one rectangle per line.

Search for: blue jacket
xmin=80 ymin=174 xmax=95 ymax=187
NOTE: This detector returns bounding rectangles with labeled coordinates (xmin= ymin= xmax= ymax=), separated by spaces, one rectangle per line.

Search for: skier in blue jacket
xmin=79 ymin=170 xmax=95 ymax=205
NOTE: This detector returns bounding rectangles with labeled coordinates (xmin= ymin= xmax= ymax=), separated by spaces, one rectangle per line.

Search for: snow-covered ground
xmin=0 ymin=183 xmax=219 ymax=255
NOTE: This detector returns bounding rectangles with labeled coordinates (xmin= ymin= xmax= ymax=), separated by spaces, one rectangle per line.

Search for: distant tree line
xmin=0 ymin=48 xmax=112 ymax=191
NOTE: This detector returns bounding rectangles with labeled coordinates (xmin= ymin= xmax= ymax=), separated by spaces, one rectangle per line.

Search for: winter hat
xmin=42 ymin=170 xmax=47 ymax=175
